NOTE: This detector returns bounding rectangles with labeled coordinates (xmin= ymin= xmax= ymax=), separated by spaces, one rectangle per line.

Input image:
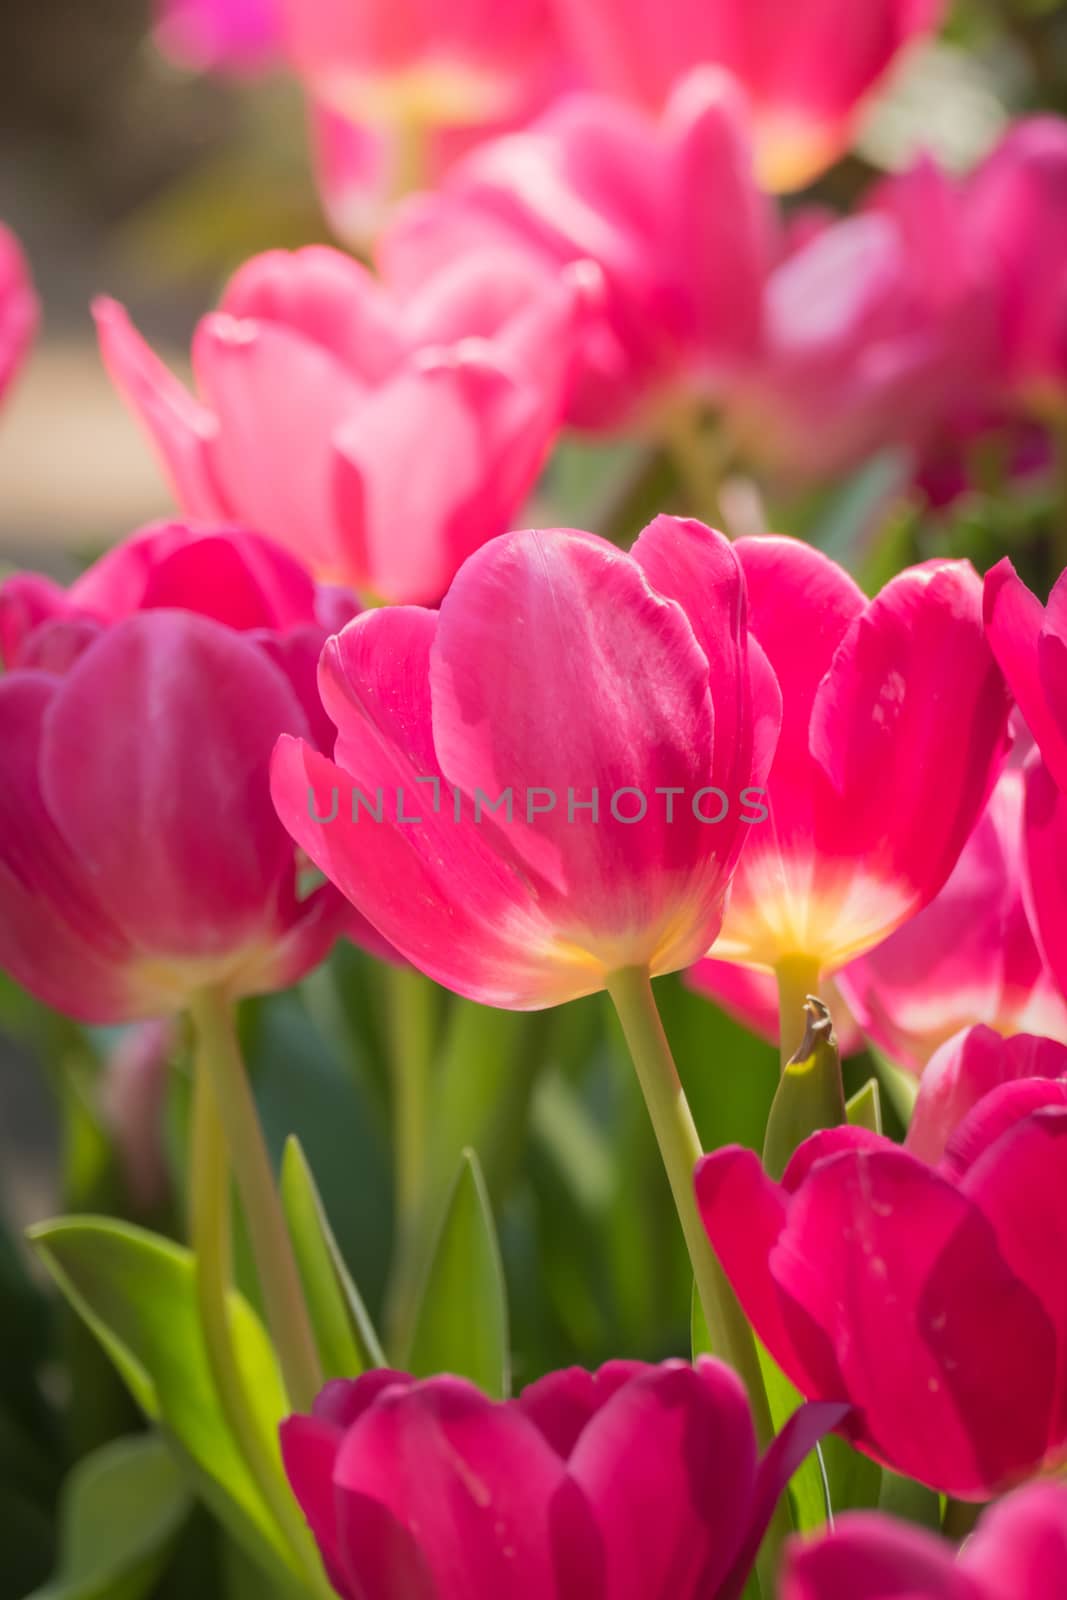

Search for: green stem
xmin=942 ymin=1496 xmax=982 ymax=1542
xmin=775 ymin=955 xmax=823 ymax=1075
xmin=383 ymin=966 xmax=438 ymax=1355
xmin=190 ymin=1053 xmax=332 ymax=1597
xmin=660 ymin=403 xmax=731 ymax=528
xmin=606 ymin=969 xmax=774 ymax=1428
xmin=189 ymin=989 xmax=322 ymax=1414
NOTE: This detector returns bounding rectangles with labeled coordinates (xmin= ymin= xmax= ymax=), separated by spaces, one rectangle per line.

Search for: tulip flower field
xmin=5 ymin=1 xmax=1067 ymax=1596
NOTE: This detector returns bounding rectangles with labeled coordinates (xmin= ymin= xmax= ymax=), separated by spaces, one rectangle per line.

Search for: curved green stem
xmin=190 ymin=1056 xmax=332 ymax=1597
xmin=775 ymin=955 xmax=823 ymax=1075
xmin=189 ymin=989 xmax=322 ymax=1414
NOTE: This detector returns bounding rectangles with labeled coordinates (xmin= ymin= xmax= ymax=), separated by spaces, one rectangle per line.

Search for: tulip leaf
xmin=407 ymin=1149 xmax=510 ymax=1397
xmin=871 ymin=1049 xmax=919 ymax=1129
xmin=280 ymin=1136 xmax=385 ymax=1379
xmin=24 ymin=1433 xmax=191 ymax=1600
xmin=29 ymin=1217 xmax=302 ymax=1589
xmin=754 ymin=1343 xmax=832 ymax=1533
xmin=763 ymin=999 xmax=846 ymax=1181
xmin=846 ymin=1078 xmax=883 ymax=1134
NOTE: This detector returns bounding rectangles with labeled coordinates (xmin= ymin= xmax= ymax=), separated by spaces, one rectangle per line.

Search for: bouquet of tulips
xmin=4 ymin=0 xmax=1067 ymax=1595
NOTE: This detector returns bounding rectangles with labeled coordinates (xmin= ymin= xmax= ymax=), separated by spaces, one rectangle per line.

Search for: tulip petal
xmin=332 ymin=1376 xmax=603 ymax=1600
xmin=429 ymin=526 xmax=728 ymax=976
xmin=962 ymin=1481 xmax=1067 ymax=1595
xmin=1024 ymin=756 xmax=1067 ymax=998
xmin=985 ymin=558 xmax=1067 ymax=793
xmin=517 ymin=1362 xmax=645 ymax=1459
xmin=781 ymin=1512 xmax=983 ymax=1600
xmin=567 ymin=1358 xmax=757 ymax=1600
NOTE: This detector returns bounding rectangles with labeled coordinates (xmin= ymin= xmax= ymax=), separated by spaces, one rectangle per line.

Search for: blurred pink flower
xmin=729 ymin=156 xmax=992 ymax=482
xmin=0 ymin=223 xmax=39 ymax=407
xmin=708 ymin=537 xmax=1011 ymax=978
xmin=154 ymin=0 xmax=282 ymax=72
xmin=966 ymin=116 xmax=1067 ymax=419
xmin=95 ymin=245 xmax=592 ymax=604
xmin=782 ymin=1480 xmax=1067 ymax=1598
xmin=271 ymin=517 xmax=779 ymax=1008
xmin=548 ymin=0 xmax=945 ymax=190
xmin=836 ymin=767 xmax=1067 ymax=1073
xmin=698 ymin=1076 xmax=1067 ymax=1497
xmin=282 ymin=1360 xmax=845 ymax=1600
xmin=381 ymin=69 xmax=776 ymax=430
xmin=0 ymin=523 xmax=380 ymax=1023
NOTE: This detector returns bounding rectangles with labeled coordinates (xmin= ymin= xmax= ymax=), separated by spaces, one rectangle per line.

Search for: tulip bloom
xmin=0 ymin=223 xmax=38 ymax=407
xmin=548 ymin=0 xmax=945 ymax=190
xmin=782 ymin=1480 xmax=1067 ymax=1598
xmin=708 ymin=539 xmax=1011 ymax=1001
xmin=272 ymin=516 xmax=778 ymax=1009
xmin=95 ymin=245 xmax=589 ymax=605
xmin=0 ymin=522 xmax=374 ymax=1023
xmin=835 ymin=767 xmax=1067 ymax=1073
xmin=985 ymin=558 xmax=1067 ymax=1001
xmin=697 ymin=1076 xmax=1067 ymax=1496
xmin=278 ymin=0 xmax=563 ymax=132
xmin=154 ymin=0 xmax=281 ymax=71
xmin=381 ymin=69 xmax=775 ymax=430
xmin=729 ymin=157 xmax=992 ymax=482
xmin=905 ymin=1024 xmax=1067 ymax=1166
xmin=966 ymin=117 xmax=1067 ymax=418
xmin=282 ymin=1360 xmax=845 ymax=1600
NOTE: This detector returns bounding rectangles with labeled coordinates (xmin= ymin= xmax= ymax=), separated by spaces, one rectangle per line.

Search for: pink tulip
xmin=966 ymin=117 xmax=1067 ymax=417
xmin=277 ymin=0 xmax=564 ymax=131
xmin=281 ymin=1360 xmax=846 ymax=1600
xmin=271 ymin=516 xmax=779 ymax=1008
xmin=985 ymin=559 xmax=1067 ymax=1001
xmin=381 ymin=69 xmax=776 ymax=430
xmin=696 ymin=1076 xmax=1067 ymax=1496
xmin=154 ymin=0 xmax=281 ymax=71
xmin=781 ymin=1480 xmax=1067 ymax=1598
xmin=835 ymin=767 xmax=1067 ymax=1073
xmin=0 ymin=522 xmax=379 ymax=1024
xmin=548 ymin=0 xmax=945 ymax=190
xmin=95 ymin=245 xmax=590 ymax=605
xmin=729 ymin=156 xmax=992 ymax=482
xmin=905 ymin=1024 xmax=1067 ymax=1166
xmin=0 ymin=224 xmax=39 ymax=407
xmin=708 ymin=537 xmax=1011 ymax=980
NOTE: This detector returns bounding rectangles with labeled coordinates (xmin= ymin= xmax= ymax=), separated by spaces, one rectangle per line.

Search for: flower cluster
xmin=6 ymin=1 xmax=1067 ymax=1597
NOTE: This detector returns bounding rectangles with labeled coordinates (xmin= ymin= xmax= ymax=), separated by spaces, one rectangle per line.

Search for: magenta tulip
xmin=0 ymin=522 xmax=380 ymax=1023
xmin=95 ymin=244 xmax=590 ymax=605
xmin=835 ymin=767 xmax=1067 ymax=1073
xmin=272 ymin=516 xmax=779 ymax=1008
xmin=782 ymin=1480 xmax=1067 ymax=1598
xmin=905 ymin=1024 xmax=1067 ymax=1165
xmin=697 ymin=1078 xmax=1067 ymax=1496
xmin=549 ymin=0 xmax=944 ymax=190
xmin=708 ymin=538 xmax=1011 ymax=983
xmin=729 ymin=156 xmax=992 ymax=482
xmin=281 ymin=1360 xmax=846 ymax=1600
xmin=0 ymin=223 xmax=38 ymax=407
xmin=966 ymin=117 xmax=1067 ymax=417
xmin=154 ymin=0 xmax=281 ymax=71
xmin=277 ymin=0 xmax=563 ymax=130
xmin=381 ymin=68 xmax=775 ymax=429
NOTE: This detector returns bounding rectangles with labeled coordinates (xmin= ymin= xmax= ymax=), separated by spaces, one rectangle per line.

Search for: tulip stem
xmin=775 ymin=955 xmax=823 ymax=1074
xmin=189 ymin=988 xmax=322 ymax=1414
xmin=660 ymin=402 xmax=732 ymax=529
xmin=190 ymin=1051 xmax=333 ymax=1597
xmin=606 ymin=968 xmax=775 ymax=1438
xmin=384 ymin=965 xmax=438 ymax=1354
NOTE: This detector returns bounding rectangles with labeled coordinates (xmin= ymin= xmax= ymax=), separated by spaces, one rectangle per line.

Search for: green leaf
xmin=763 ymin=1000 xmax=846 ymax=1181
xmin=871 ymin=1049 xmax=919 ymax=1130
xmin=25 ymin=1433 xmax=191 ymax=1600
xmin=281 ymin=1137 xmax=385 ymax=1380
xmin=407 ymin=1150 xmax=510 ymax=1397
xmin=755 ymin=1343 xmax=831 ymax=1533
xmin=846 ymin=1078 xmax=884 ymax=1135
xmin=30 ymin=1217 xmax=300 ymax=1588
